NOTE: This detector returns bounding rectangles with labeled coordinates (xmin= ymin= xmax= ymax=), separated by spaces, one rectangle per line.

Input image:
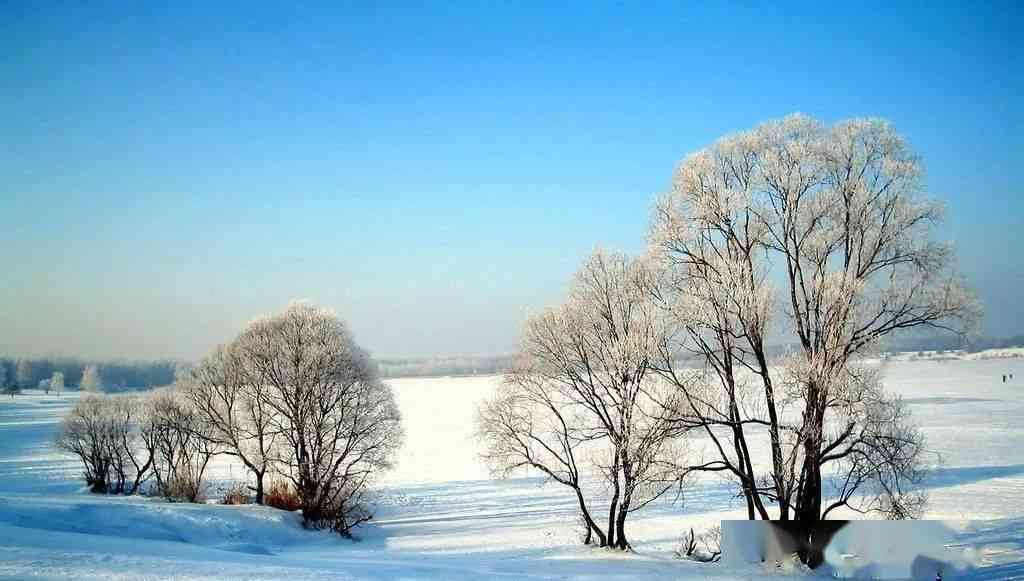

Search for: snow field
xmin=0 ymin=357 xmax=1020 ymax=579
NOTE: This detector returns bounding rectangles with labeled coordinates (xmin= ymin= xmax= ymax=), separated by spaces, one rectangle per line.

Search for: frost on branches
xmin=646 ymin=115 xmax=977 ymax=531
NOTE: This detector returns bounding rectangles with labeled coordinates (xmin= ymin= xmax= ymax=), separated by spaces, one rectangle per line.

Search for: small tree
xmin=80 ymin=365 xmax=103 ymax=393
xmin=149 ymin=389 xmax=217 ymax=502
xmin=478 ymin=361 xmax=608 ymax=545
xmin=57 ymin=396 xmax=117 ymax=492
xmin=50 ymin=372 xmax=64 ymax=396
xmin=182 ymin=345 xmax=279 ymax=504
xmin=112 ymin=394 xmax=158 ymax=494
xmin=56 ymin=394 xmax=156 ymax=494
xmin=479 ymin=250 xmax=688 ymax=550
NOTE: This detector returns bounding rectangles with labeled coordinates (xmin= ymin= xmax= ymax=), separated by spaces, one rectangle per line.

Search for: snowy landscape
xmin=0 ymin=356 xmax=1021 ymax=580
xmin=2 ymin=3 xmax=1020 ymax=580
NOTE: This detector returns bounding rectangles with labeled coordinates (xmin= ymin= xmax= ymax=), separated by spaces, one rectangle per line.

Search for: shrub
xmin=675 ymin=526 xmax=721 ymax=562
xmin=158 ymin=473 xmax=205 ymax=503
xmin=264 ymin=481 xmax=301 ymax=512
xmin=221 ymin=482 xmax=251 ymax=505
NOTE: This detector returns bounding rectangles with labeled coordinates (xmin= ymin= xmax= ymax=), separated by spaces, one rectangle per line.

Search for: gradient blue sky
xmin=1 ymin=1 xmax=1020 ymax=361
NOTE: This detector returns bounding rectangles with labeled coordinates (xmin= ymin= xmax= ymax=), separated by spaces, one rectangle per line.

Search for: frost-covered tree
xmin=149 ymin=388 xmax=217 ymax=502
xmin=80 ymin=364 xmax=103 ymax=393
xmin=479 ymin=360 xmax=609 ymax=545
xmin=234 ymin=302 xmax=403 ymax=536
xmin=479 ymin=250 xmax=687 ymax=550
xmin=15 ymin=359 xmax=31 ymax=388
xmin=649 ymin=115 xmax=976 ymax=533
xmin=57 ymin=396 xmax=117 ymax=492
xmin=50 ymin=371 xmax=64 ymax=396
xmin=57 ymin=394 xmax=155 ymax=494
xmin=182 ymin=344 xmax=279 ymax=504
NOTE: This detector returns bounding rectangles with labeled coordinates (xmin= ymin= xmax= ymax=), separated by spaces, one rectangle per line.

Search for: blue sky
xmin=1 ymin=1 xmax=1020 ymax=360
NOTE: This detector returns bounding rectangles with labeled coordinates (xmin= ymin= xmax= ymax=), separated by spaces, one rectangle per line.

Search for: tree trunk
xmin=607 ymin=460 xmax=620 ymax=549
xmin=796 ymin=448 xmax=822 ymax=523
xmin=129 ymin=459 xmax=151 ymax=495
xmin=615 ymin=504 xmax=629 ymax=550
xmin=574 ymin=488 xmax=605 ymax=546
xmin=795 ymin=390 xmax=826 ymax=524
xmin=753 ymin=343 xmax=790 ymax=520
xmin=743 ymin=485 xmax=756 ymax=520
xmin=607 ymin=495 xmax=618 ymax=548
xmin=254 ymin=471 xmax=265 ymax=505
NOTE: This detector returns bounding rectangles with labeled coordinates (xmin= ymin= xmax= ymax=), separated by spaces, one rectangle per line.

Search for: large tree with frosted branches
xmin=648 ymin=115 xmax=978 ymax=534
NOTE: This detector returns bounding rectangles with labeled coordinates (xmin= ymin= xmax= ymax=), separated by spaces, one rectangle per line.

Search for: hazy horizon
xmin=2 ymin=2 xmax=1020 ymax=362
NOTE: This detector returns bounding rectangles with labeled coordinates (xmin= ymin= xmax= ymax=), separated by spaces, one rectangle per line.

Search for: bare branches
xmin=181 ymin=344 xmax=280 ymax=504
xmin=232 ymin=302 xmax=403 ymax=536
xmin=647 ymin=114 xmax=970 ymax=527
xmin=478 ymin=250 xmax=690 ymax=550
xmin=57 ymin=394 xmax=156 ymax=495
xmin=149 ymin=388 xmax=217 ymax=502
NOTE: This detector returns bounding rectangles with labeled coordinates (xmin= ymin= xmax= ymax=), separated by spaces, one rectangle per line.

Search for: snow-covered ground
xmin=882 ymin=347 xmax=1024 ymax=362
xmin=0 ymin=359 xmax=1021 ymax=579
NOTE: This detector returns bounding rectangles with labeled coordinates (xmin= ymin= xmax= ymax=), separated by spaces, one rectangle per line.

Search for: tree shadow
xmin=923 ymin=464 xmax=1024 ymax=491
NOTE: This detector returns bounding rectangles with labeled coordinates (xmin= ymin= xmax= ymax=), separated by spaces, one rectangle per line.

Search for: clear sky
xmin=1 ymin=1 xmax=1020 ymax=361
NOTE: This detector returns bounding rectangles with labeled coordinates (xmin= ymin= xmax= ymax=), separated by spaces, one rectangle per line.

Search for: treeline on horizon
xmin=882 ymin=333 xmax=1024 ymax=354
xmin=374 ymin=354 xmax=517 ymax=378
xmin=0 ymin=358 xmax=179 ymax=391
xmin=376 ymin=333 xmax=1024 ymax=378
xmin=2 ymin=333 xmax=1020 ymax=388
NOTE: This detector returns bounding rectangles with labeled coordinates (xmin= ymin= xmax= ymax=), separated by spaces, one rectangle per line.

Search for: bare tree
xmin=113 ymin=394 xmax=158 ymax=494
xmin=479 ymin=250 xmax=687 ymax=550
xmin=648 ymin=114 xmax=977 ymax=532
xmin=478 ymin=360 xmax=608 ymax=545
xmin=57 ymin=394 xmax=155 ymax=494
xmin=235 ymin=302 xmax=403 ymax=536
xmin=58 ymin=396 xmax=119 ymax=492
xmin=80 ymin=364 xmax=103 ymax=393
xmin=182 ymin=344 xmax=279 ymax=504
xmin=149 ymin=389 xmax=217 ymax=502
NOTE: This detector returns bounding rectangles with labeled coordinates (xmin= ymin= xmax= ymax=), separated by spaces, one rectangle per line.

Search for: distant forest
xmin=0 ymin=358 xmax=179 ymax=391
xmin=881 ymin=333 xmax=1024 ymax=354
xmin=375 ymin=355 xmax=516 ymax=378
xmin=2 ymin=334 xmax=1020 ymax=388
xmin=373 ymin=334 xmax=1024 ymax=378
